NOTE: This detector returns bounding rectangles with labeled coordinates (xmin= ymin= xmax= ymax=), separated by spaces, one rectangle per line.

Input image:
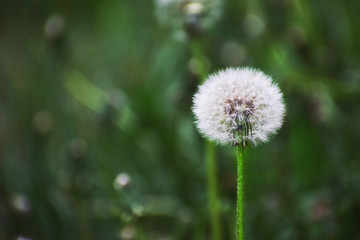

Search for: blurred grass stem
xmin=191 ymin=39 xmax=222 ymax=240
xmin=205 ymin=141 xmax=221 ymax=240
xmin=236 ymin=146 xmax=244 ymax=240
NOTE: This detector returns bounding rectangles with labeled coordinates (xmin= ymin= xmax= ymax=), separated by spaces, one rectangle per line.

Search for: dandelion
xmin=44 ymin=14 xmax=65 ymax=40
xmin=193 ymin=67 xmax=285 ymax=147
xmin=119 ymin=225 xmax=136 ymax=240
xmin=192 ymin=67 xmax=285 ymax=240
xmin=114 ymin=172 xmax=131 ymax=189
xmin=155 ymin=0 xmax=223 ymax=33
xmin=11 ymin=194 xmax=31 ymax=213
xmin=16 ymin=236 xmax=32 ymax=240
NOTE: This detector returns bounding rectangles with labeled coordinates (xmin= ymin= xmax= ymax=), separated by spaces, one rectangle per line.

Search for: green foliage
xmin=1 ymin=0 xmax=360 ymax=239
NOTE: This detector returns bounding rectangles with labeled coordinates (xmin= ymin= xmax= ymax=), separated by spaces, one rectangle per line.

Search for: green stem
xmin=205 ymin=141 xmax=221 ymax=240
xmin=191 ymin=38 xmax=222 ymax=240
xmin=237 ymin=146 xmax=245 ymax=240
xmin=190 ymin=39 xmax=208 ymax=81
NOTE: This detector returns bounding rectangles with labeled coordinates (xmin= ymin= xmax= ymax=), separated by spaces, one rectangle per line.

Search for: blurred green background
xmin=1 ymin=0 xmax=360 ymax=239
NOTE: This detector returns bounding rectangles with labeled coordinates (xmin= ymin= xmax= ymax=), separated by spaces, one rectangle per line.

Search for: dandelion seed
xmin=192 ymin=67 xmax=285 ymax=147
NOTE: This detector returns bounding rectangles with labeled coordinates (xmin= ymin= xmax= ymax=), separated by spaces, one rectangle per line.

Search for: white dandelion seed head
xmin=192 ymin=67 xmax=285 ymax=146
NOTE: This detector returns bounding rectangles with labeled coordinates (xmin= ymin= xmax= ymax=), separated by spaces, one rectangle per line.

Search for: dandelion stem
xmin=236 ymin=146 xmax=245 ymax=240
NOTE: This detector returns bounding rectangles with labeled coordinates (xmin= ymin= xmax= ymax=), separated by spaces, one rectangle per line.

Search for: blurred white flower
xmin=119 ymin=225 xmax=136 ymax=240
xmin=44 ymin=14 xmax=65 ymax=40
xmin=114 ymin=173 xmax=131 ymax=189
xmin=16 ymin=236 xmax=32 ymax=240
xmin=192 ymin=67 xmax=285 ymax=146
xmin=155 ymin=0 xmax=222 ymax=31
xmin=243 ymin=12 xmax=266 ymax=38
xmin=33 ymin=110 xmax=53 ymax=134
xmin=11 ymin=194 xmax=31 ymax=213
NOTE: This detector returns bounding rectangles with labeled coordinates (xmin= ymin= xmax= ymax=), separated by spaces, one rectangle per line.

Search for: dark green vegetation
xmin=1 ymin=0 xmax=360 ymax=239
